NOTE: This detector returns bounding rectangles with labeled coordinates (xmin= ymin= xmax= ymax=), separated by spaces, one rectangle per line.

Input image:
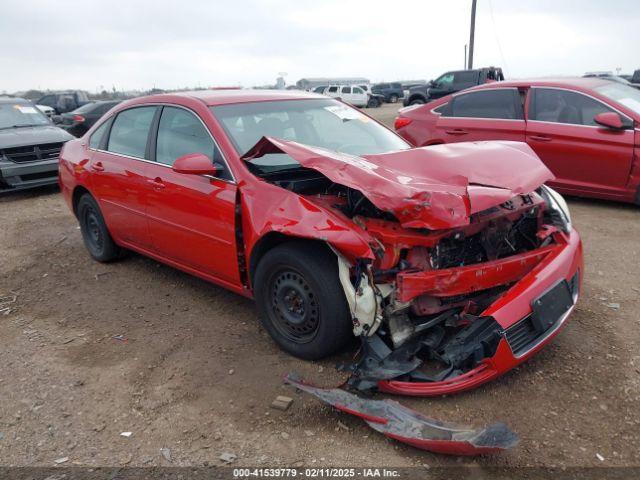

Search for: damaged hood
xmin=243 ymin=138 xmax=553 ymax=230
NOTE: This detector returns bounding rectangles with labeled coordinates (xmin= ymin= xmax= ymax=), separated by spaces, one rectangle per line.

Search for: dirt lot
xmin=1 ymin=103 xmax=639 ymax=470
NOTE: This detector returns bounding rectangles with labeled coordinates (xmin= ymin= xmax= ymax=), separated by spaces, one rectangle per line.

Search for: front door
xmin=526 ymin=87 xmax=635 ymax=195
xmin=145 ymin=106 xmax=240 ymax=284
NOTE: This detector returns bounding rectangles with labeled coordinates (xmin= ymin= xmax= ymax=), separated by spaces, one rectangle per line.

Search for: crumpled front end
xmin=243 ymin=137 xmax=583 ymax=395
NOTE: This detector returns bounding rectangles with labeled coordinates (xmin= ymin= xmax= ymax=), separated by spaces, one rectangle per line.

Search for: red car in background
xmin=395 ymin=78 xmax=640 ymax=204
xmin=59 ymin=90 xmax=582 ymax=397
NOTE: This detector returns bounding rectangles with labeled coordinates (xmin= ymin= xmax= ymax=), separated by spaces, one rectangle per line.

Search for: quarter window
xmin=530 ymin=88 xmax=615 ymax=126
xmin=107 ymin=107 xmax=157 ymax=158
xmin=155 ymin=107 xmax=216 ymax=167
xmin=89 ymin=119 xmax=111 ymax=149
xmin=445 ymin=89 xmax=522 ymax=119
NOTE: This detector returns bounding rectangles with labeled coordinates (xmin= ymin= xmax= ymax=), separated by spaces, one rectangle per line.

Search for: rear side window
xmin=328 ymin=86 xmax=338 ymax=93
xmin=107 ymin=107 xmax=157 ymax=158
xmin=89 ymin=119 xmax=111 ymax=149
xmin=454 ymin=71 xmax=478 ymax=85
xmin=155 ymin=107 xmax=216 ymax=166
xmin=341 ymin=86 xmax=352 ymax=94
xmin=445 ymin=89 xmax=522 ymax=119
xmin=530 ymin=88 xmax=614 ymax=126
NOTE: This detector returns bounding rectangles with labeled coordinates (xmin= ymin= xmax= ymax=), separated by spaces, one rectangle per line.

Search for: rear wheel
xmin=390 ymin=94 xmax=399 ymax=103
xmin=253 ymin=242 xmax=352 ymax=360
xmin=77 ymin=194 xmax=121 ymax=262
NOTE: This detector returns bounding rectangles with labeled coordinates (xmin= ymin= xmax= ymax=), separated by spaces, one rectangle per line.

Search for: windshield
xmin=211 ymin=99 xmax=409 ymax=173
xmin=594 ymin=83 xmax=640 ymax=116
xmin=0 ymin=103 xmax=50 ymax=129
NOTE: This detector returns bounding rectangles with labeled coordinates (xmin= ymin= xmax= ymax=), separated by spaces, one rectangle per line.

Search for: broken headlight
xmin=540 ymin=185 xmax=571 ymax=233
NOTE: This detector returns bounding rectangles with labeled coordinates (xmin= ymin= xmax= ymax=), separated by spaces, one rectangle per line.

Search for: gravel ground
xmin=0 ymin=103 xmax=638 ymax=470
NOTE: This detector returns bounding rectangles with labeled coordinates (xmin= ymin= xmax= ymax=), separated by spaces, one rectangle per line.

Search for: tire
xmin=367 ymin=98 xmax=380 ymax=108
xmin=77 ymin=193 xmax=121 ymax=262
xmin=390 ymin=94 xmax=399 ymax=103
xmin=410 ymin=98 xmax=425 ymax=105
xmin=253 ymin=242 xmax=352 ymax=360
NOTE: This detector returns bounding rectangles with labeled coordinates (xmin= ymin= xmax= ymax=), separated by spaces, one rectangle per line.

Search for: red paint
xmin=395 ymin=77 xmax=640 ymax=203
xmin=59 ymin=90 xmax=583 ymax=395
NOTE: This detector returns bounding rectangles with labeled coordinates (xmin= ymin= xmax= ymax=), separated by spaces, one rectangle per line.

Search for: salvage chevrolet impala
xmin=59 ymin=90 xmax=583 ymax=396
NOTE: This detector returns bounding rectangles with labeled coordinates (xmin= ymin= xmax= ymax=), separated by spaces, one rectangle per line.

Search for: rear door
xmin=435 ymin=88 xmax=526 ymax=143
xmin=526 ymin=87 xmax=635 ymax=195
xmin=88 ymin=106 xmax=157 ymax=249
xmin=144 ymin=105 xmax=240 ymax=284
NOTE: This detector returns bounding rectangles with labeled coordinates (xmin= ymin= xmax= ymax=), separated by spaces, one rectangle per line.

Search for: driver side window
xmin=156 ymin=107 xmax=216 ymax=166
xmin=530 ymin=88 xmax=614 ymax=126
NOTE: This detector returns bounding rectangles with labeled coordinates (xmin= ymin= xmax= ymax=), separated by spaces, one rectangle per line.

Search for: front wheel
xmin=77 ymin=194 xmax=121 ymax=262
xmin=410 ymin=98 xmax=425 ymax=105
xmin=389 ymin=94 xmax=399 ymax=103
xmin=253 ymin=242 xmax=352 ymax=360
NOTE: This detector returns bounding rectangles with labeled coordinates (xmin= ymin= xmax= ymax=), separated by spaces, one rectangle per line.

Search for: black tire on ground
xmin=367 ymin=98 xmax=379 ymax=108
xmin=410 ymin=98 xmax=425 ymax=105
xmin=253 ymin=242 xmax=352 ymax=360
xmin=77 ymin=193 xmax=121 ymax=262
xmin=390 ymin=94 xmax=399 ymax=103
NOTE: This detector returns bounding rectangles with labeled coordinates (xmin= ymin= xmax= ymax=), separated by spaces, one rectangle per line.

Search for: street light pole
xmin=468 ymin=0 xmax=477 ymax=69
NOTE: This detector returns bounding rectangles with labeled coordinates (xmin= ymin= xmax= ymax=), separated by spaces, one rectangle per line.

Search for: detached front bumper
xmin=379 ymin=228 xmax=583 ymax=396
xmin=0 ymin=158 xmax=59 ymax=192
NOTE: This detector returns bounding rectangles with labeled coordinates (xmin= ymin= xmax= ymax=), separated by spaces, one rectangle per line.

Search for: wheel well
xmin=248 ymin=233 xmax=333 ymax=287
xmin=409 ymin=94 xmax=427 ymax=103
xmin=72 ymin=185 xmax=91 ymax=217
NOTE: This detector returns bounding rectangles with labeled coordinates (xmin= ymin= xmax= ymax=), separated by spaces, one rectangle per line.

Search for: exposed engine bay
xmin=251 ymin=161 xmax=564 ymax=390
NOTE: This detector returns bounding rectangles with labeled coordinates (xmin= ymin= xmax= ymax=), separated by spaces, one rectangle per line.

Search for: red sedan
xmin=59 ymin=89 xmax=582 ymax=396
xmin=395 ymin=78 xmax=640 ymax=204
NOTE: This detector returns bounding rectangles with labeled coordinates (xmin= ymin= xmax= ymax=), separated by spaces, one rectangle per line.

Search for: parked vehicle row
xmin=0 ymin=97 xmax=73 ymax=192
xmin=395 ymin=77 xmax=640 ymax=204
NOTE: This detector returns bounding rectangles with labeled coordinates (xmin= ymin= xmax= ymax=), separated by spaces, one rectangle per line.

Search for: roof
xmin=145 ymin=89 xmax=326 ymax=106
xmin=470 ymin=77 xmax=612 ymax=91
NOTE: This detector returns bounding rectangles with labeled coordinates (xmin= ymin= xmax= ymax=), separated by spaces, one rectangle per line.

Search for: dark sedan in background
xmin=59 ymin=100 xmax=121 ymax=137
xmin=0 ymin=97 xmax=73 ymax=192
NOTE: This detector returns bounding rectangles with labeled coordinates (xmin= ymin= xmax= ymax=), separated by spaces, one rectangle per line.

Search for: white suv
xmin=322 ymin=85 xmax=368 ymax=107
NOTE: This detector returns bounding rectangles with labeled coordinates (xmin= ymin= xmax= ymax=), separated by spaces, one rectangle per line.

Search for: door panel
xmin=436 ymin=117 xmax=525 ymax=143
xmin=526 ymin=88 xmax=634 ymax=194
xmin=526 ymin=121 xmax=634 ymax=192
xmin=145 ymin=166 xmax=240 ymax=283
xmin=89 ymin=150 xmax=152 ymax=248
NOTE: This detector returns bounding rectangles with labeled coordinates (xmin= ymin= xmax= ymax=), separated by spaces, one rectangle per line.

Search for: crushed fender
xmin=284 ymin=373 xmax=518 ymax=455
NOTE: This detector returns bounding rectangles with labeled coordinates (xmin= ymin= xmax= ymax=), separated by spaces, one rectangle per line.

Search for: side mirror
xmin=172 ymin=153 xmax=218 ymax=175
xmin=593 ymin=112 xmax=626 ymax=130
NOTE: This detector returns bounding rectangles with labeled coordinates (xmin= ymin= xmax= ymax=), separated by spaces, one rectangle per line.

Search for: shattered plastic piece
xmin=220 ymin=452 xmax=237 ymax=463
xmin=271 ymin=395 xmax=294 ymax=411
xmin=54 ymin=457 xmax=69 ymax=464
xmin=284 ymin=373 xmax=518 ymax=455
xmin=120 ymin=431 xmax=132 ymax=437
xmin=112 ymin=334 xmax=127 ymax=342
xmin=160 ymin=447 xmax=172 ymax=462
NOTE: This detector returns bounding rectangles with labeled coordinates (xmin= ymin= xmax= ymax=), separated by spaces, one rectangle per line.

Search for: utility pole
xmin=468 ymin=0 xmax=477 ymax=69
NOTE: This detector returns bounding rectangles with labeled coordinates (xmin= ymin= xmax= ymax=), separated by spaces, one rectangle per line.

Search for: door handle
xmin=148 ymin=177 xmax=165 ymax=189
xmin=445 ymin=129 xmax=468 ymax=135
xmin=91 ymin=162 xmax=104 ymax=172
xmin=529 ymin=135 xmax=552 ymax=142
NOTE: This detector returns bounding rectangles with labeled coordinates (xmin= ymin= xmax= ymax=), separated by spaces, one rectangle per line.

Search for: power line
xmin=488 ymin=0 xmax=509 ymax=71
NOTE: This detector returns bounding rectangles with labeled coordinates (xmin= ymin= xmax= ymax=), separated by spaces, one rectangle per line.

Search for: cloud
xmin=0 ymin=0 xmax=638 ymax=93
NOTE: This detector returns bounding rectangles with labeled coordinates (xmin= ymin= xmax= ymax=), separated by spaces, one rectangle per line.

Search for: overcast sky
xmin=1 ymin=0 xmax=638 ymax=93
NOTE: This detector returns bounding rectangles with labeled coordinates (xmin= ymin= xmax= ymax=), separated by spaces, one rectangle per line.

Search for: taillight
xmin=394 ymin=117 xmax=412 ymax=130
xmin=73 ymin=115 xmax=85 ymax=123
